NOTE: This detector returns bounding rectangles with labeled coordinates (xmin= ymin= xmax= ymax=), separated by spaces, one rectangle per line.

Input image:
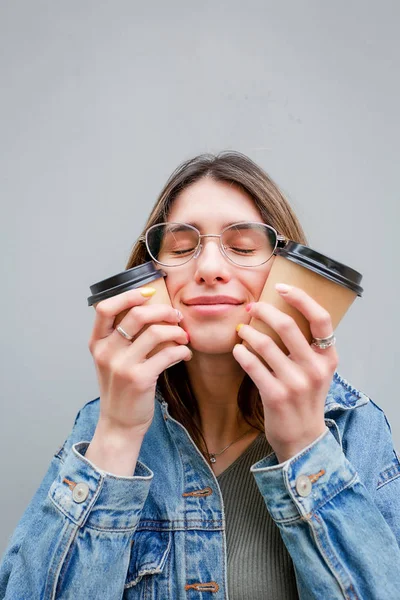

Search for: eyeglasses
xmin=140 ymin=222 xmax=288 ymax=268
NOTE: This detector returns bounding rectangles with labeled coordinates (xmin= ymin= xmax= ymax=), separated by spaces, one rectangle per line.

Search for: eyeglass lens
xmin=146 ymin=223 xmax=277 ymax=267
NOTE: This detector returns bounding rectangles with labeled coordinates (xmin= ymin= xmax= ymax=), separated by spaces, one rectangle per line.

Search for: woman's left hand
xmin=232 ymin=284 xmax=339 ymax=463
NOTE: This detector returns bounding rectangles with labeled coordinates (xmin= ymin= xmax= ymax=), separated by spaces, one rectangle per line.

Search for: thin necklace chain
xmin=207 ymin=427 xmax=254 ymax=463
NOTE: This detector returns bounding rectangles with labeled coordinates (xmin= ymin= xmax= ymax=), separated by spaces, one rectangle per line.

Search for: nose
xmin=193 ymin=238 xmax=232 ymax=285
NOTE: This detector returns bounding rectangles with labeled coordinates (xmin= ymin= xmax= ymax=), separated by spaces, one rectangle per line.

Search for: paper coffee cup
xmin=248 ymin=242 xmax=363 ymax=355
xmin=88 ymin=262 xmax=177 ymax=356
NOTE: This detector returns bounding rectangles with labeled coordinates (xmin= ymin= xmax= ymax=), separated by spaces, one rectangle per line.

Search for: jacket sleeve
xmin=251 ymin=408 xmax=400 ymax=600
xmin=0 ymin=400 xmax=153 ymax=599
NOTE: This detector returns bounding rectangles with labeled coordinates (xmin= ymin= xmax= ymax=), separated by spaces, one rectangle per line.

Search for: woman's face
xmin=163 ymin=177 xmax=276 ymax=354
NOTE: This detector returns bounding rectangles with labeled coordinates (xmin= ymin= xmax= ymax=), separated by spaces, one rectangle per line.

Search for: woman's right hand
xmin=85 ymin=287 xmax=191 ymax=475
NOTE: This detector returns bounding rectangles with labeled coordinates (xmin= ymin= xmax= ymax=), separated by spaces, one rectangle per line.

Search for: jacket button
xmin=72 ymin=482 xmax=89 ymax=503
xmin=295 ymin=475 xmax=312 ymax=497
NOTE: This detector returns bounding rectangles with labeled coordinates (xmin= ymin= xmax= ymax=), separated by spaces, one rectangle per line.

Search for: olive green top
xmin=217 ymin=433 xmax=298 ymax=600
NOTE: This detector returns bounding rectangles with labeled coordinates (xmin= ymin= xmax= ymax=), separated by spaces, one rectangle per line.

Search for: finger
xmin=126 ymin=324 xmax=189 ymax=362
xmin=275 ymin=284 xmax=334 ymax=337
xmin=275 ymin=284 xmax=338 ymax=359
xmin=90 ymin=287 xmax=158 ymax=341
xmin=111 ymin=304 xmax=183 ymax=347
xmin=232 ymin=342 xmax=283 ymax=399
xmin=236 ymin=324 xmax=302 ymax=382
xmin=144 ymin=344 xmax=193 ymax=373
xmin=246 ymin=301 xmax=316 ymax=366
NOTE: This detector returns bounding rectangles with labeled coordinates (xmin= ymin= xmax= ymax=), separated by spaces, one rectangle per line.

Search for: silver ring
xmin=311 ymin=333 xmax=336 ymax=350
xmin=116 ymin=325 xmax=134 ymax=341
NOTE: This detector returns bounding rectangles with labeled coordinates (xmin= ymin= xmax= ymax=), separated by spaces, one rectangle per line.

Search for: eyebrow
xmin=175 ymin=220 xmax=261 ymax=230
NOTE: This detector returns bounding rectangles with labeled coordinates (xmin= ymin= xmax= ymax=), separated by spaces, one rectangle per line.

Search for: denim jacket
xmin=1 ymin=371 xmax=400 ymax=599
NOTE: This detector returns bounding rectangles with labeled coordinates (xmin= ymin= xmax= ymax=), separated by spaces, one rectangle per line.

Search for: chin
xmin=188 ymin=331 xmax=239 ymax=355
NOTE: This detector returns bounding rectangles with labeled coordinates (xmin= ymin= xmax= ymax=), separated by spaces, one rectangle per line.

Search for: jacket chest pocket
xmin=124 ymin=530 xmax=172 ymax=600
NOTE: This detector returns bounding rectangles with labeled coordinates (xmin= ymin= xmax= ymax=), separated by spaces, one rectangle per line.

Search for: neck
xmin=184 ymin=351 xmax=255 ymax=451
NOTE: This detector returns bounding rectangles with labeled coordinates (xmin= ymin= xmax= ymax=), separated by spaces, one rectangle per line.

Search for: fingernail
xmin=140 ymin=287 xmax=157 ymax=297
xmin=184 ymin=350 xmax=193 ymax=361
xmin=175 ymin=309 xmax=183 ymax=321
xmin=245 ymin=303 xmax=254 ymax=312
xmin=186 ymin=331 xmax=190 ymax=343
xmin=236 ymin=323 xmax=245 ymax=332
xmin=275 ymin=283 xmax=292 ymax=294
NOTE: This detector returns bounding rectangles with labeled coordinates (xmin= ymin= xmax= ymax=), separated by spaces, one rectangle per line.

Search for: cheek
xmin=246 ymin=263 xmax=273 ymax=299
xmin=164 ymin=272 xmax=186 ymax=302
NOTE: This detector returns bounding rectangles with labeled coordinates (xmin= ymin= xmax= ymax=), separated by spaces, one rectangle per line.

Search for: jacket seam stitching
xmin=136 ymin=525 xmax=224 ymax=532
xmin=377 ymin=472 xmax=400 ymax=490
xmin=48 ymin=472 xmax=105 ymax=528
xmin=48 ymin=494 xmax=81 ymax=527
xmin=310 ymin=512 xmax=360 ymax=599
xmin=306 ymin=473 xmax=359 ymax=516
xmin=333 ymin=372 xmax=364 ymax=399
xmin=84 ymin=523 xmax=142 ymax=533
xmin=138 ymin=518 xmax=222 ymax=524
xmin=272 ymin=473 xmax=359 ymax=524
xmin=50 ymin=523 xmax=79 ymax=600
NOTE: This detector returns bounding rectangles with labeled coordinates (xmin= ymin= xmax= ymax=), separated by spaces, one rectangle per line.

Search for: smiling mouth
xmin=183 ymin=302 xmax=243 ymax=316
xmin=187 ymin=302 xmax=241 ymax=306
xmin=183 ymin=297 xmax=243 ymax=306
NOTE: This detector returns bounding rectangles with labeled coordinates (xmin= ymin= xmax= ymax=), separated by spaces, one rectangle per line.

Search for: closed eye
xmin=170 ymin=247 xmax=196 ymax=255
xmin=226 ymin=246 xmax=257 ymax=254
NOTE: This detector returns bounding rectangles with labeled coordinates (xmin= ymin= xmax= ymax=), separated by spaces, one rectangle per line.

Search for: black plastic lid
xmin=275 ymin=242 xmax=363 ymax=296
xmin=87 ymin=261 xmax=166 ymax=306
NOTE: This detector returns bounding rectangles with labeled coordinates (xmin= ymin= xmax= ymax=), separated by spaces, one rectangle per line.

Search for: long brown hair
xmin=125 ymin=152 xmax=307 ymax=457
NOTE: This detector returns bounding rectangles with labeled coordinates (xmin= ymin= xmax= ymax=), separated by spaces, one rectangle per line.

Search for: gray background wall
xmin=1 ymin=1 xmax=399 ymax=554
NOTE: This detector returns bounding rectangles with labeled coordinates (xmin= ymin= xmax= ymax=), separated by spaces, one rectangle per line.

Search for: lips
xmin=183 ymin=295 xmax=243 ymax=305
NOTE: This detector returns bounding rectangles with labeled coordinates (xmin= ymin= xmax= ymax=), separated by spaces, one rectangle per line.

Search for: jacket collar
xmin=325 ymin=371 xmax=369 ymax=413
xmin=156 ymin=371 xmax=369 ymax=414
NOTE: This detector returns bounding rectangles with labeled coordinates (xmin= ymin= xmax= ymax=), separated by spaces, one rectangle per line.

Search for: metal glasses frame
xmin=139 ymin=221 xmax=289 ymax=268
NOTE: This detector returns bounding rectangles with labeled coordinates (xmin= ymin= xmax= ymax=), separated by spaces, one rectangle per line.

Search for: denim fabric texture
xmin=1 ymin=371 xmax=400 ymax=599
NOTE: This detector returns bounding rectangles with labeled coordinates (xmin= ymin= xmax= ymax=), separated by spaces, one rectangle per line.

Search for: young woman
xmin=1 ymin=152 xmax=400 ymax=599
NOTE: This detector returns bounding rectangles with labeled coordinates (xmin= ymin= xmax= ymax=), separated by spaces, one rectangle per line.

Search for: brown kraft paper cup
xmin=246 ymin=242 xmax=363 ymax=356
xmin=87 ymin=262 xmax=178 ymax=358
